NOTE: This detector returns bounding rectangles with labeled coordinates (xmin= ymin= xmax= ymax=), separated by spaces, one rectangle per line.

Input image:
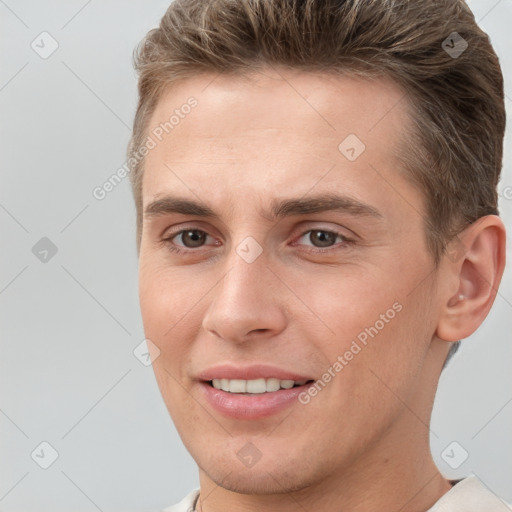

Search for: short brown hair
xmin=128 ymin=0 xmax=505 ymax=266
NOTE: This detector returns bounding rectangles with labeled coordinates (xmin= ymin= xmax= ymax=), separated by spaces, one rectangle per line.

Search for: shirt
xmin=160 ymin=475 xmax=512 ymax=512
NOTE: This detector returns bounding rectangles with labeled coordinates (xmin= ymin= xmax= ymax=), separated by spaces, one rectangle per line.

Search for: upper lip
xmin=197 ymin=364 xmax=314 ymax=382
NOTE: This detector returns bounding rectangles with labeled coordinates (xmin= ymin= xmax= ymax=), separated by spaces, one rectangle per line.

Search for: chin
xmin=202 ymin=462 xmax=316 ymax=495
xmin=192 ymin=443 xmax=333 ymax=496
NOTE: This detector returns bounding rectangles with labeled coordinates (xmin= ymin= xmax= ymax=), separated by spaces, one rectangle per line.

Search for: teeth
xmin=266 ymin=378 xmax=280 ymax=392
xmin=229 ymin=379 xmax=246 ymax=393
xmin=211 ymin=378 xmax=306 ymax=393
xmin=246 ymin=378 xmax=266 ymax=393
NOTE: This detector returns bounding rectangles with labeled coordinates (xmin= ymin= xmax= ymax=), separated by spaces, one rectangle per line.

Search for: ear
xmin=435 ymin=215 xmax=506 ymax=342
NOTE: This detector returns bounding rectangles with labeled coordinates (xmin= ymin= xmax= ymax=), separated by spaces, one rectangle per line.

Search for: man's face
xmin=138 ymin=69 xmax=445 ymax=493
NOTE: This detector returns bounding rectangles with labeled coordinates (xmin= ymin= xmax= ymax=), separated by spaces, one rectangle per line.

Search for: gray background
xmin=0 ymin=1 xmax=511 ymax=511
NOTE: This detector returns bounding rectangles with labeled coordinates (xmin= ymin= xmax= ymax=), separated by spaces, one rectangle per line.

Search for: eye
xmin=293 ymin=229 xmax=353 ymax=253
xmin=173 ymin=229 xmax=208 ymax=248
xmin=162 ymin=228 xmax=218 ymax=254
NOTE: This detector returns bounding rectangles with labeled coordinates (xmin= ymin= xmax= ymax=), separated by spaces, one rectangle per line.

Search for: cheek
xmin=295 ymin=265 xmax=428 ymax=396
xmin=138 ymin=259 xmax=195 ymax=336
xmin=138 ymin=264 xmax=195 ymax=395
xmin=292 ymin=266 xmax=403 ymax=348
xmin=298 ymin=300 xmax=425 ymax=445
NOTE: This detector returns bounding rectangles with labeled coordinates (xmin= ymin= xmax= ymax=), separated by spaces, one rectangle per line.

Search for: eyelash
xmin=161 ymin=226 xmax=355 ymax=256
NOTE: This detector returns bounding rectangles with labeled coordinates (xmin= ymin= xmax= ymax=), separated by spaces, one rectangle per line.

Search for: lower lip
xmin=199 ymin=381 xmax=312 ymax=420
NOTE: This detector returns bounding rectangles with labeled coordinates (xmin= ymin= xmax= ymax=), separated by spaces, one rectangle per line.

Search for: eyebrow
xmin=144 ymin=192 xmax=383 ymax=223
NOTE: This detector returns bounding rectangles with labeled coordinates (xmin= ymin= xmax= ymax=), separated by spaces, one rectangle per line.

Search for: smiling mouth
xmin=207 ymin=378 xmax=314 ymax=394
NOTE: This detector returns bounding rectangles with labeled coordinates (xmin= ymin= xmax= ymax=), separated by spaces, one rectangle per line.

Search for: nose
xmin=201 ymin=242 xmax=287 ymax=345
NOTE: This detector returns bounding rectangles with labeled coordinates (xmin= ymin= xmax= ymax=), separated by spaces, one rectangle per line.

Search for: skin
xmin=137 ymin=67 xmax=506 ymax=512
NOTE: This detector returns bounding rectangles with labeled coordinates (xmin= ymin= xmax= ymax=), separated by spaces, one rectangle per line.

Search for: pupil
xmin=311 ymin=230 xmax=335 ymax=247
xmin=183 ymin=230 xmax=206 ymax=248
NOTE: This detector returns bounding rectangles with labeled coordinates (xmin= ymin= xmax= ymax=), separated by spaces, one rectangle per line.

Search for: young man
xmin=127 ymin=0 xmax=509 ymax=510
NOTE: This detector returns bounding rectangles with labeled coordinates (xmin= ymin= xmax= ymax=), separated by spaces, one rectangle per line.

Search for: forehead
xmin=142 ymin=68 xmax=416 ymax=217
xmin=150 ymin=68 xmax=407 ymax=143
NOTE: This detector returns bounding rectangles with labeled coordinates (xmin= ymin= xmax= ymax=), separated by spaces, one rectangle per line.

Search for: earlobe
xmin=435 ymin=215 xmax=506 ymax=343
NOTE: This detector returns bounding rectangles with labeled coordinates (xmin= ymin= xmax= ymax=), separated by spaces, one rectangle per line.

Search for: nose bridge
xmin=201 ymin=235 xmax=285 ymax=342
xmin=226 ymin=236 xmax=267 ymax=300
